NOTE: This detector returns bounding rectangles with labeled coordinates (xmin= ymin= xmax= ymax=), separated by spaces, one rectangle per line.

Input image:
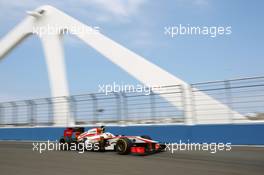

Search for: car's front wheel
xmin=116 ymin=137 xmax=132 ymax=155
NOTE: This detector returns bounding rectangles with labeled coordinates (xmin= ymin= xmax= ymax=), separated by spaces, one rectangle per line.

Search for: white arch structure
xmin=0 ymin=5 xmax=245 ymax=126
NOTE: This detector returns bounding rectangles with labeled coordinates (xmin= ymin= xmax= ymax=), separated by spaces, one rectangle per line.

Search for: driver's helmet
xmin=100 ymin=126 xmax=105 ymax=133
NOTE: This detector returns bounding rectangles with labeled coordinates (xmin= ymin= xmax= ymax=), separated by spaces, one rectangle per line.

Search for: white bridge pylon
xmin=0 ymin=5 xmax=245 ymax=126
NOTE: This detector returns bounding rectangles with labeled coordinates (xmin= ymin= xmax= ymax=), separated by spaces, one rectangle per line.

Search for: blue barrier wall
xmin=0 ymin=124 xmax=264 ymax=145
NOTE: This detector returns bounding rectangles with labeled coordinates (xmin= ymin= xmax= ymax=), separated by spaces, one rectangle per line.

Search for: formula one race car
xmin=59 ymin=126 xmax=165 ymax=155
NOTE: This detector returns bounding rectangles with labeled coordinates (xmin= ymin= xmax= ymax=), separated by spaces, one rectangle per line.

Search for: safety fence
xmin=0 ymin=76 xmax=263 ymax=126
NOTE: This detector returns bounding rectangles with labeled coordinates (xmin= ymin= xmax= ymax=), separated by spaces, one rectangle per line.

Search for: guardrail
xmin=0 ymin=76 xmax=263 ymax=126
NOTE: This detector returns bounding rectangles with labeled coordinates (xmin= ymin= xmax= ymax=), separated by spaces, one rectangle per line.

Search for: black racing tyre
xmin=59 ymin=138 xmax=68 ymax=151
xmin=59 ymin=138 xmax=65 ymax=143
xmin=159 ymin=144 xmax=166 ymax=151
xmin=140 ymin=135 xmax=152 ymax=140
xmin=98 ymin=138 xmax=106 ymax=152
xmin=116 ymin=137 xmax=132 ymax=155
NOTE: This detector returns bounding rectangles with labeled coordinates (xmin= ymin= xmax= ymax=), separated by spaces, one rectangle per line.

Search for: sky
xmin=0 ymin=0 xmax=263 ymax=101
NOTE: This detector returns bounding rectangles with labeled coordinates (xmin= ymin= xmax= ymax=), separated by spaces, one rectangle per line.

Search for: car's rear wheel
xmin=116 ymin=138 xmax=132 ymax=155
xmin=59 ymin=138 xmax=68 ymax=151
xmin=98 ymin=139 xmax=106 ymax=152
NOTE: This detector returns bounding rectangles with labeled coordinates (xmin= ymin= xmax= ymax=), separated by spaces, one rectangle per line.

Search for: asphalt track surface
xmin=0 ymin=141 xmax=264 ymax=175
